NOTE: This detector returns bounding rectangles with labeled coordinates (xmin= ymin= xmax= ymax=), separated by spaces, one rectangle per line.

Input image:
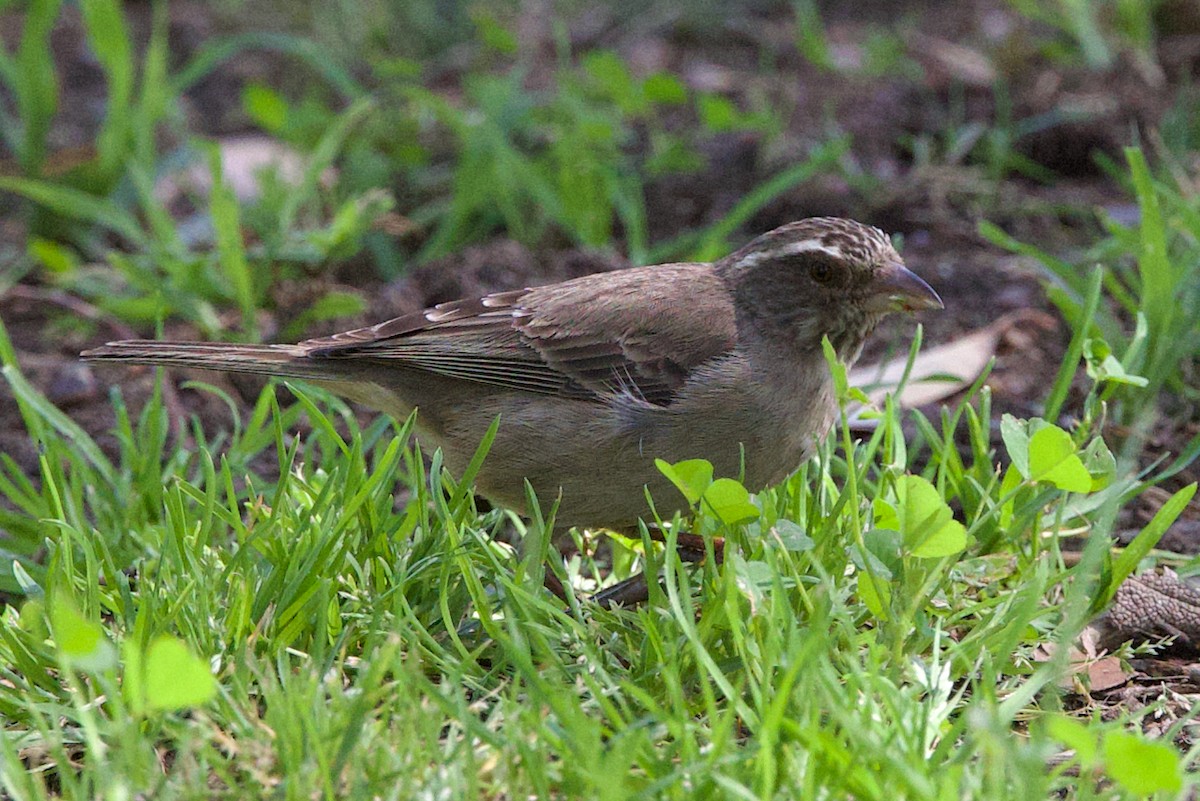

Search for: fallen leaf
xmin=1084 ymin=656 xmax=1131 ymax=691
xmin=155 ymin=135 xmax=310 ymax=205
xmin=849 ymin=311 xmax=1042 ymax=421
xmin=907 ymin=33 xmax=997 ymax=87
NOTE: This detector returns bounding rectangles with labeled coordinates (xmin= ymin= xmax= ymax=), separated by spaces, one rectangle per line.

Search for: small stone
xmin=47 ymin=362 xmax=99 ymax=407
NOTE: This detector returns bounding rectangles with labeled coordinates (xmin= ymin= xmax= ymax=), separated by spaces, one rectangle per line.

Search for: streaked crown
xmin=719 ymin=217 xmax=899 ymax=275
xmin=715 ymin=217 xmax=927 ymax=362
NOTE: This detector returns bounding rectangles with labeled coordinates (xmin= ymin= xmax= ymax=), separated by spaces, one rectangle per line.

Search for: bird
xmin=82 ymin=217 xmax=941 ymax=602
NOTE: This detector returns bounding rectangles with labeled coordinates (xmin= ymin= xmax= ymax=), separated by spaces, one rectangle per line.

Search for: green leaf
xmin=278 ymin=96 xmax=374 ymax=233
xmin=582 ymin=50 xmax=636 ymax=102
xmin=1000 ymin=413 xmax=1031 ymax=477
xmin=846 ymin=386 xmax=871 ymax=405
xmin=27 ymin=237 xmax=79 ymax=274
xmin=307 ymin=189 xmax=394 ymax=256
xmin=771 ymin=519 xmax=814 ymax=552
xmin=132 ymin=2 xmax=171 ymax=167
xmin=122 ymin=637 xmax=145 ymax=714
xmin=731 ymin=555 xmax=774 ymax=608
xmin=142 ymin=635 xmax=218 ymax=711
xmin=893 ymin=475 xmax=967 ymax=559
xmin=1083 ymin=338 xmax=1149 ymax=387
xmin=18 ymin=598 xmax=48 ymax=641
xmin=655 ymin=458 xmax=713 ymax=505
xmin=642 ymin=73 xmax=688 ymax=105
xmin=303 ymin=290 xmax=366 ymax=321
xmin=12 ymin=561 xmax=42 ymax=600
xmin=1102 ymin=731 xmax=1182 ymax=795
xmin=243 ymin=83 xmax=288 ymax=133
xmin=472 ymin=11 xmax=518 ymax=55
xmin=1081 ymin=437 xmax=1116 ymax=492
xmin=1045 ymin=715 xmax=1097 ymax=766
xmin=862 ymin=528 xmax=900 ymax=577
xmin=697 ymin=94 xmax=739 ymax=132
xmin=49 ymin=595 xmax=115 ymax=672
xmin=873 ymin=496 xmax=899 ymax=531
xmin=1028 ymin=426 xmax=1092 ymax=492
xmin=997 ymin=464 xmax=1023 ymax=529
xmin=857 ymin=571 xmax=890 ymax=621
xmin=701 ymin=478 xmax=759 ymax=525
xmin=97 ymin=295 xmax=170 ymax=326
xmin=282 ymin=290 xmax=368 ymax=341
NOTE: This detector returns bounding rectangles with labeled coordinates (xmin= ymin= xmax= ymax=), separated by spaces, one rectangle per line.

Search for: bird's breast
xmin=626 ymin=348 xmax=836 ymax=490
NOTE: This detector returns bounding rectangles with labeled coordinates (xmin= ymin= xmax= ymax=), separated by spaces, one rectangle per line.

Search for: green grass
xmin=2 ymin=1 xmax=1199 ymax=797
xmin=1006 ymin=0 xmax=1162 ymax=70
xmin=2 ymin=0 xmax=821 ymax=327
xmin=981 ymin=146 xmax=1200 ymax=469
xmin=0 ymin=314 xmax=1194 ymax=798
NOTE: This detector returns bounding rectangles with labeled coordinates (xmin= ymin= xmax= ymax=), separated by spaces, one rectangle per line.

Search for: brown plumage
xmin=82 ymin=217 xmax=941 ymax=531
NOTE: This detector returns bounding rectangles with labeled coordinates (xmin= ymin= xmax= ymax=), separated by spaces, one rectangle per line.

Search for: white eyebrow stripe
xmin=734 ymin=239 xmax=847 ymax=269
xmin=780 ymin=240 xmax=847 ymax=259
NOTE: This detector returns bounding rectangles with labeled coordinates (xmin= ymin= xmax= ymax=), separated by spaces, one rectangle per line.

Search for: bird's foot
xmin=590 ymin=531 xmax=725 ymax=608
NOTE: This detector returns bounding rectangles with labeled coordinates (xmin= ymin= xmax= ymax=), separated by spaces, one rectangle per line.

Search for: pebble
xmin=47 ymin=362 xmax=99 ymax=407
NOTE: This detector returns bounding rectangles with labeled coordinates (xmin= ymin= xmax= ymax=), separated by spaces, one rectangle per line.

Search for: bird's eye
xmin=811 ymin=260 xmax=837 ymax=285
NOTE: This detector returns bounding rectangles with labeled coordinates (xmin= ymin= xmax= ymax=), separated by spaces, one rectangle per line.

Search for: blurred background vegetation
xmin=1 ymin=1 xmax=1200 ymax=797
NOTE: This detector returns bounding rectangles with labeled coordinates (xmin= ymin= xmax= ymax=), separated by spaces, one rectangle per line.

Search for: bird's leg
xmin=504 ymin=508 xmax=574 ymax=604
xmin=590 ymin=526 xmax=725 ymax=608
xmin=542 ymin=566 xmax=571 ymax=603
xmin=661 ymin=529 xmax=724 ymax=565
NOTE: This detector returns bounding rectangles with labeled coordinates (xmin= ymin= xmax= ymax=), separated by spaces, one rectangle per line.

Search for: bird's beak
xmin=868 ymin=261 xmax=943 ymax=313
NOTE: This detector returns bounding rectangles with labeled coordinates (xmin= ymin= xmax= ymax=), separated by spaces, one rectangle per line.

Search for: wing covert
xmin=299 ymin=265 xmax=737 ymax=406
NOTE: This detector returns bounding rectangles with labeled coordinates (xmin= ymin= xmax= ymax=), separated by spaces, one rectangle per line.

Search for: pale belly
xmin=427 ymin=353 xmax=836 ymax=529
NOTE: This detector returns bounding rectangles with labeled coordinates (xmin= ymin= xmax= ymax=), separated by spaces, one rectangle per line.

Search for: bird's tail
xmin=80 ymin=340 xmax=341 ymax=382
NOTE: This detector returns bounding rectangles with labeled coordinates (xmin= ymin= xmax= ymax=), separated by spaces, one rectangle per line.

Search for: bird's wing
xmin=303 ymin=265 xmax=738 ymax=406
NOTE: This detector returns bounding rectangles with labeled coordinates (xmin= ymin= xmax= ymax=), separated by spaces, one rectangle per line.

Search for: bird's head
xmin=715 ymin=217 xmax=942 ymax=362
